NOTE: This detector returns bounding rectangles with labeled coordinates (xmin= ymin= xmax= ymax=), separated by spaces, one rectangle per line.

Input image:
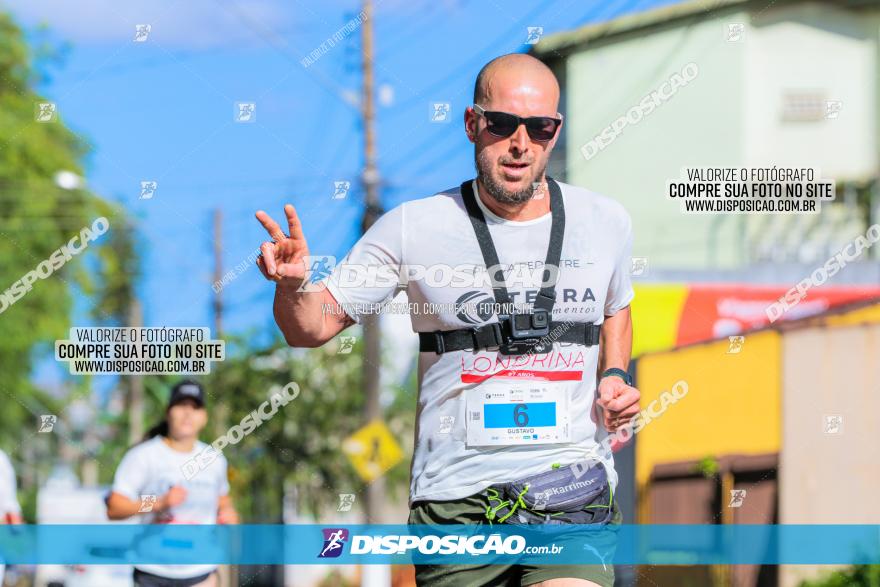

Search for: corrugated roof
xmin=532 ymin=0 xmax=880 ymax=56
xmin=529 ymin=0 xmax=759 ymax=56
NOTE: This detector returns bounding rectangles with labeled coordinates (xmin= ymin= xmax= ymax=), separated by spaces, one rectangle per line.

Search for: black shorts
xmin=408 ymin=491 xmax=622 ymax=587
xmin=133 ymin=568 xmax=214 ymax=587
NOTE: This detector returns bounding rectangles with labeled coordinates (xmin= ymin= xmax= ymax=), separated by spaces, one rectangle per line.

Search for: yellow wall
xmin=800 ymin=301 xmax=880 ymax=329
xmin=634 ymin=330 xmax=782 ymax=489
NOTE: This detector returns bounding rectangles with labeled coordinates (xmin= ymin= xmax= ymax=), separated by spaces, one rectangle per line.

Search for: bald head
xmin=473 ymin=53 xmax=559 ymax=110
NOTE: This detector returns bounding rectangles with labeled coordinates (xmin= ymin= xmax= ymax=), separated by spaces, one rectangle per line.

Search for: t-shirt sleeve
xmin=111 ymin=446 xmax=149 ymax=501
xmin=323 ymin=204 xmax=405 ymax=323
xmin=0 ymin=451 xmax=20 ymax=514
xmin=604 ymin=209 xmax=635 ymax=316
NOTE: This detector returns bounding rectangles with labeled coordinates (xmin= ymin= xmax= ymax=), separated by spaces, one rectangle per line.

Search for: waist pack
xmin=484 ymin=460 xmax=614 ymax=525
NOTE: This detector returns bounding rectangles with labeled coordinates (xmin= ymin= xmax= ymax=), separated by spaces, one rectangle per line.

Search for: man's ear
xmin=548 ymin=115 xmax=563 ymax=150
xmin=464 ymin=107 xmax=477 ymax=143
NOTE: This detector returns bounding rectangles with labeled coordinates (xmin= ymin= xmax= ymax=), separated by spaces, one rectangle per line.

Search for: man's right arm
xmin=272 ymin=281 xmax=354 ymax=348
xmin=255 ymin=204 xmax=354 ymax=348
xmin=256 ymin=202 xmax=403 ymax=348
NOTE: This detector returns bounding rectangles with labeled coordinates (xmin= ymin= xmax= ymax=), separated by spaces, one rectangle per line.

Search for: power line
xmin=379 ymin=0 xmax=653 ymax=196
xmin=374 ymin=0 xmax=467 ymax=58
xmin=385 ymin=1 xmax=554 ymax=118
xmin=211 ymin=0 xmax=360 ymax=112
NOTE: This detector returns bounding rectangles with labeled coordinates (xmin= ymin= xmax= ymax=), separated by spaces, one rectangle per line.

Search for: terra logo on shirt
xmin=452 ymin=288 xmax=598 ymax=325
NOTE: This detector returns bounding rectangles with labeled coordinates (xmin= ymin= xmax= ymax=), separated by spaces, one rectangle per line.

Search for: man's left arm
xmin=599 ymin=305 xmax=632 ymax=373
xmin=597 ymin=306 xmax=640 ymax=432
xmin=596 ymin=204 xmax=640 ymax=433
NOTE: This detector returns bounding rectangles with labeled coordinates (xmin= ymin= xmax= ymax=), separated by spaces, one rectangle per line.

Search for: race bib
xmin=466 ymin=380 xmax=572 ymax=447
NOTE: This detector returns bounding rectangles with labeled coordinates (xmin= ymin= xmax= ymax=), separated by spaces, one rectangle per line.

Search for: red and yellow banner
xmin=631 ymin=284 xmax=880 ymax=356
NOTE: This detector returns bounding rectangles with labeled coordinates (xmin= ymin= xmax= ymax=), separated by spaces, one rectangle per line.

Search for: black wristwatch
xmin=601 ymin=367 xmax=632 ymax=386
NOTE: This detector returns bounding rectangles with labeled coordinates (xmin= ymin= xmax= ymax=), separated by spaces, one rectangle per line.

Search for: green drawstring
xmin=497 ymin=485 xmax=530 ymax=523
xmin=485 ymin=484 xmax=531 ymax=525
xmin=583 ymin=483 xmax=614 ymax=511
xmin=484 ymin=487 xmax=508 ymax=525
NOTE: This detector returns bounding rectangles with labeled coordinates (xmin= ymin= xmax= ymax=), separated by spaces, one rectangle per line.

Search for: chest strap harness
xmin=418 ymin=177 xmax=601 ymax=356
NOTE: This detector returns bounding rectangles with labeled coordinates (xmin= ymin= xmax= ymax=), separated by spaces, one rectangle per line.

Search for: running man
xmin=255 ymin=53 xmax=640 ymax=586
xmin=106 ymin=381 xmax=238 ymax=587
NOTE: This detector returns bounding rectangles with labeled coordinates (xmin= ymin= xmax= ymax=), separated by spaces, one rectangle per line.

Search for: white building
xmin=533 ymin=0 xmax=880 ymax=271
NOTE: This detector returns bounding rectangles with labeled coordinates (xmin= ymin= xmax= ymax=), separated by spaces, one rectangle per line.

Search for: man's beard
xmin=475 ymin=149 xmax=547 ymax=205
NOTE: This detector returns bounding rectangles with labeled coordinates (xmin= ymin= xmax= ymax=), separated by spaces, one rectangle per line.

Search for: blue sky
xmin=6 ymin=0 xmax=675 ymax=342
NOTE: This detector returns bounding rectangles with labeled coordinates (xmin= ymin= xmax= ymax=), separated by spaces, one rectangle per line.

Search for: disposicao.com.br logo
xmin=317 ymin=528 xmax=561 ymax=557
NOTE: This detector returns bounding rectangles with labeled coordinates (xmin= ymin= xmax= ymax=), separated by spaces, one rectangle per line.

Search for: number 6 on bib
xmin=465 ymin=381 xmax=572 ymax=447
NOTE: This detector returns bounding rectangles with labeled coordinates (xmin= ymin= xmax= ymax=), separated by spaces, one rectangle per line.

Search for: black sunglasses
xmin=473 ymin=104 xmax=562 ymax=142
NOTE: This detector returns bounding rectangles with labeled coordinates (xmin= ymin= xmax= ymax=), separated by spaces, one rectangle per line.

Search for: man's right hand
xmin=255 ymin=204 xmax=309 ymax=286
xmin=255 ymin=202 xmax=354 ymax=347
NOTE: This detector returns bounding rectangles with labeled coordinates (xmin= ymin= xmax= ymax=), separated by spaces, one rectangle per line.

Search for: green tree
xmin=799 ymin=565 xmax=880 ymax=587
xmin=0 ymin=12 xmax=137 ymax=514
xmin=205 ymin=332 xmax=414 ymax=521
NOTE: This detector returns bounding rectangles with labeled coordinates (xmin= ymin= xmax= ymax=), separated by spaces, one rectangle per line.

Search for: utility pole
xmin=213 ymin=208 xmax=223 ymax=337
xmin=211 ymin=208 xmax=236 ymax=587
xmin=360 ymin=4 xmax=389 ymax=584
xmin=127 ymin=299 xmax=144 ymax=444
xmin=212 ymin=209 xmax=229 ymax=437
xmin=360 ymin=0 xmax=384 ymax=526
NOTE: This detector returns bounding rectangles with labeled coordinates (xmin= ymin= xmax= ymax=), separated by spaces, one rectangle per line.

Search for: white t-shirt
xmin=325 ymin=179 xmax=634 ymax=504
xmin=111 ymin=436 xmax=230 ymax=579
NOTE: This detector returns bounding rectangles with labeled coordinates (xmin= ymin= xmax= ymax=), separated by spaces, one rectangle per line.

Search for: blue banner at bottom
xmin=0 ymin=524 xmax=877 ymax=565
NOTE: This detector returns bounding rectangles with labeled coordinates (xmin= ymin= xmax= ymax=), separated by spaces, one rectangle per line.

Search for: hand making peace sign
xmin=254 ymin=204 xmax=309 ymax=284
